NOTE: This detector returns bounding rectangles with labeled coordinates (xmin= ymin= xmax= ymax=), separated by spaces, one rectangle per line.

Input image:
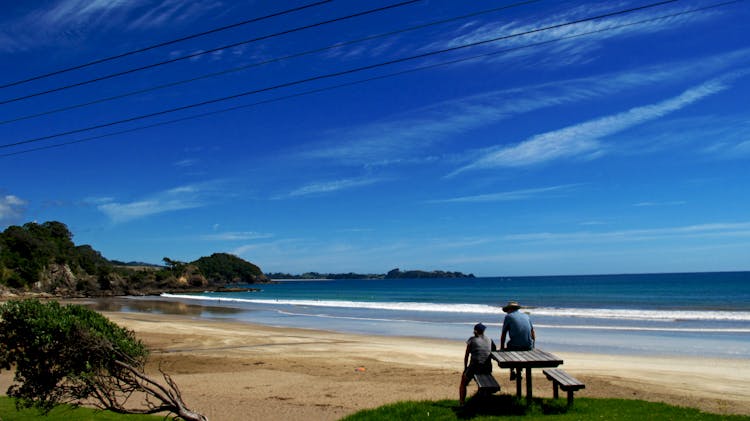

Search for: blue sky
xmin=1 ymin=0 xmax=749 ymax=276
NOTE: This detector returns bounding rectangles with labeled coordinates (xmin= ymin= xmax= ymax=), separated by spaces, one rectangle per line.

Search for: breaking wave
xmin=160 ymin=293 xmax=750 ymax=322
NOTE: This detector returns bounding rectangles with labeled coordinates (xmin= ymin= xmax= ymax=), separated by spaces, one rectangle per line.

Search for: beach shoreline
xmin=1 ymin=297 xmax=749 ymax=420
xmin=63 ymin=312 xmax=750 ymax=419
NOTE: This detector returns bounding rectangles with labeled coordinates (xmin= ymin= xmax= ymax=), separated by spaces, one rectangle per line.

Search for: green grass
xmin=0 ymin=396 xmax=162 ymax=421
xmin=4 ymin=395 xmax=750 ymax=421
xmin=341 ymin=395 xmax=750 ymax=421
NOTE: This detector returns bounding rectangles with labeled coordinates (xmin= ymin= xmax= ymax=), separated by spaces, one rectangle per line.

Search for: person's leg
xmin=459 ymin=373 xmax=468 ymax=405
xmin=506 ymin=345 xmax=530 ymax=380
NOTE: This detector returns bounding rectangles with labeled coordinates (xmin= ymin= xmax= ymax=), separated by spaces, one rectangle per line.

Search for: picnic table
xmin=491 ymin=349 xmax=563 ymax=401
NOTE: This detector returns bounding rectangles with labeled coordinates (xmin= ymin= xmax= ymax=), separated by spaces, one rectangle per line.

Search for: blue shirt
xmin=502 ymin=310 xmax=534 ymax=350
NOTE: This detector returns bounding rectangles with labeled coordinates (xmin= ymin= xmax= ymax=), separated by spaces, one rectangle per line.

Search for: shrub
xmin=0 ymin=299 xmax=206 ymax=420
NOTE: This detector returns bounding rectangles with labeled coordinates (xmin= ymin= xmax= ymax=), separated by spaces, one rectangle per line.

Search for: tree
xmin=192 ymin=253 xmax=265 ymax=284
xmin=162 ymin=257 xmax=183 ymax=270
xmin=0 ymin=299 xmax=207 ymax=421
xmin=0 ymin=221 xmax=77 ymax=288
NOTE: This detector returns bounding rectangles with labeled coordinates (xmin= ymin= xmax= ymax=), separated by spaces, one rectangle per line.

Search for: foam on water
xmin=161 ymin=293 xmax=750 ymax=322
xmin=529 ymin=307 xmax=750 ymax=321
xmin=161 ymin=293 xmax=500 ymax=313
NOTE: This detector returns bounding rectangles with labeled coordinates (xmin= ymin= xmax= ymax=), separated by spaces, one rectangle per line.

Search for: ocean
xmin=114 ymin=271 xmax=750 ymax=359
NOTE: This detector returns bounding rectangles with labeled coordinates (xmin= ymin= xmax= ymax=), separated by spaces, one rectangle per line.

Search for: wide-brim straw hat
xmin=502 ymin=301 xmax=522 ymax=312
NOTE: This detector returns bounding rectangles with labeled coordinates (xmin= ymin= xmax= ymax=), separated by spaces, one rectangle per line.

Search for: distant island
xmin=266 ymin=268 xmax=475 ymax=280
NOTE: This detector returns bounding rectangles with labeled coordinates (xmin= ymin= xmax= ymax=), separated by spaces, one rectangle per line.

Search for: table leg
xmin=526 ymin=367 xmax=533 ymax=402
xmin=515 ymin=371 xmax=522 ymax=397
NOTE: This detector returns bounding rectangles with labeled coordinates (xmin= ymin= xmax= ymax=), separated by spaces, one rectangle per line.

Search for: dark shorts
xmin=463 ymin=360 xmax=492 ymax=379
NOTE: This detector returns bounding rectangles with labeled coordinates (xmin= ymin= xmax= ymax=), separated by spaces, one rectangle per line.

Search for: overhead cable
xmin=0 ymin=0 xmax=740 ymax=158
xmin=0 ymin=0 xmax=334 ymax=90
xmin=0 ymin=0 xmax=544 ymax=126
xmin=0 ymin=0 xmax=683 ymax=150
xmin=0 ymin=0 xmax=421 ymax=106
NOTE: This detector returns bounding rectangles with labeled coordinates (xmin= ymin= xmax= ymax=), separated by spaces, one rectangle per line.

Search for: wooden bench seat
xmin=473 ymin=373 xmax=501 ymax=395
xmin=543 ymin=368 xmax=585 ymax=406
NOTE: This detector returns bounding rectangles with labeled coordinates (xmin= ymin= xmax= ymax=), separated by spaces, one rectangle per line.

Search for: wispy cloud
xmin=230 ymin=238 xmax=297 ymax=259
xmin=708 ymin=139 xmax=750 ymax=158
xmin=128 ymin=0 xmax=224 ymax=30
xmin=700 ymin=117 xmax=750 ymax=158
xmin=427 ymin=184 xmax=580 ymax=203
xmin=0 ymin=195 xmax=27 ymax=225
xmin=633 ymin=201 xmax=686 ymax=207
xmin=94 ymin=182 xmax=222 ymax=223
xmin=450 ymin=75 xmax=734 ymax=175
xmin=33 ymin=0 xmax=131 ymax=28
xmin=0 ymin=0 xmax=222 ymax=51
xmin=610 ymin=107 xmax=750 ymax=158
xmin=39 ymin=0 xmax=222 ymax=30
xmin=299 ymin=74 xmax=624 ymax=164
xmin=200 ymin=231 xmax=273 ymax=241
xmin=579 ymin=220 xmax=607 ymax=226
xmin=433 ymin=1 xmax=726 ymax=68
xmin=0 ymin=0 xmax=137 ymax=51
xmin=300 ymin=51 xmax=750 ymax=168
xmin=173 ymin=158 xmax=198 ymax=168
xmin=503 ymin=222 xmax=750 ymax=244
xmin=279 ymin=177 xmax=383 ymax=199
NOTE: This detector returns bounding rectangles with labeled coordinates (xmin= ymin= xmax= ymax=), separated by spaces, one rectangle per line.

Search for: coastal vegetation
xmin=0 ymin=299 xmax=206 ymax=421
xmin=0 ymin=221 xmax=268 ymax=297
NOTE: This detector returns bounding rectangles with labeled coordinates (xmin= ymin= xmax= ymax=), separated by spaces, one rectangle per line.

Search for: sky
xmin=1 ymin=0 xmax=749 ymax=277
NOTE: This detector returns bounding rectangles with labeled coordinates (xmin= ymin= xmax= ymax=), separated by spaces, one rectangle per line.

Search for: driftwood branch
xmin=109 ymin=360 xmax=208 ymax=421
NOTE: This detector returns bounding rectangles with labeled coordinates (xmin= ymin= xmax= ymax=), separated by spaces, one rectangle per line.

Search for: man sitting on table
xmin=500 ymin=301 xmax=536 ymax=381
xmin=459 ymin=322 xmax=496 ymax=406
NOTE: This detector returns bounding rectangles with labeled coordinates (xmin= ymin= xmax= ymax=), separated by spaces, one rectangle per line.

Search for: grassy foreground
xmin=0 ymin=396 xmax=161 ymax=421
xmin=341 ymin=395 xmax=750 ymax=421
xmin=3 ymin=395 xmax=749 ymax=420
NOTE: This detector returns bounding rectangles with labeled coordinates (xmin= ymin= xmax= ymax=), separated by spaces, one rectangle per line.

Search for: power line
xmin=0 ymin=0 xmax=683 ymax=150
xmin=0 ymin=0 xmax=334 ymax=91
xmin=1 ymin=0 xmax=739 ymax=158
xmin=0 ymin=0 xmax=544 ymax=126
xmin=0 ymin=0 xmax=421 ymax=106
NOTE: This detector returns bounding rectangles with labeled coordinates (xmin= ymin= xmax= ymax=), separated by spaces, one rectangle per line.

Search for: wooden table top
xmin=491 ymin=349 xmax=563 ymax=368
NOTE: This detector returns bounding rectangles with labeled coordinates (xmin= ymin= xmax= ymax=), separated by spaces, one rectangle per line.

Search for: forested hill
xmin=0 ymin=221 xmax=268 ymax=297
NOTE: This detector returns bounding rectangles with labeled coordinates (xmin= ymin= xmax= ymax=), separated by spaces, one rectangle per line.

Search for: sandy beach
xmin=11 ymin=310 xmax=737 ymax=421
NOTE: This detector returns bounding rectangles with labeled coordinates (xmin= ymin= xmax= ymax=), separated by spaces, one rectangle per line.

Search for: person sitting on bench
xmin=459 ymin=322 xmax=496 ymax=405
xmin=500 ymin=301 xmax=536 ymax=381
